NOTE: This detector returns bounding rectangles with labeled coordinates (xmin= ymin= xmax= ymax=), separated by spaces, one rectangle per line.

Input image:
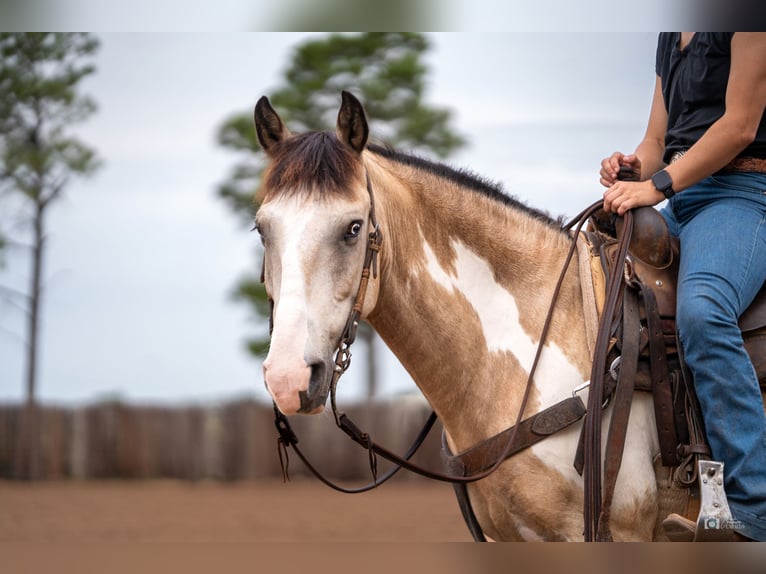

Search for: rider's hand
xmin=600 ymin=152 xmax=641 ymax=187
xmin=603 ymin=179 xmax=665 ymax=215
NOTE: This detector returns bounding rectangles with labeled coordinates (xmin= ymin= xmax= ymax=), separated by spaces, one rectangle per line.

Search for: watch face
xmin=652 ymin=170 xmax=673 ymax=194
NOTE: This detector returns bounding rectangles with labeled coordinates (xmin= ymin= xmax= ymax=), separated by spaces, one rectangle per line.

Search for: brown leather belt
xmin=670 ymin=150 xmax=766 ymax=174
xmin=724 ymin=156 xmax=766 ymax=174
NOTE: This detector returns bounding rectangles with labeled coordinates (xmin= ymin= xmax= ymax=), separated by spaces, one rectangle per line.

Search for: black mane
xmin=261 ymin=130 xmax=564 ymax=229
xmin=367 ymin=143 xmax=563 ymax=228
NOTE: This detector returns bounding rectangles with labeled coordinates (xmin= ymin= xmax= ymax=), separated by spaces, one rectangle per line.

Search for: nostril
xmin=287 ymin=361 xmax=329 ymax=414
xmin=308 ymin=361 xmax=326 ymax=389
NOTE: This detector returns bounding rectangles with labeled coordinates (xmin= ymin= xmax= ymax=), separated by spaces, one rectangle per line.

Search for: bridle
xmin=271 ymin=169 xmax=423 ymax=492
xmin=268 ymin=167 xmax=611 ymax=497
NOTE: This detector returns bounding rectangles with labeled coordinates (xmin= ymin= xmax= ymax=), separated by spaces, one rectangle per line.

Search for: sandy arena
xmin=0 ymin=479 xmax=472 ymax=542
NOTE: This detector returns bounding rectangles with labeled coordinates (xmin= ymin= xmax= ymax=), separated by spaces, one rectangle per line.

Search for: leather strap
xmin=596 ymin=287 xmax=641 ymax=541
xmin=274 ymin=405 xmax=439 ymax=493
xmin=722 ymin=156 xmax=766 ymax=175
xmin=639 ymin=282 xmax=679 ymax=467
xmin=583 ymin=210 xmax=634 ymax=541
xmin=441 ymin=433 xmax=487 ymax=542
xmin=668 ymin=330 xmax=711 ymax=489
xmin=439 ymin=396 xmax=587 ymax=542
xmin=442 ymin=396 xmax=587 ymax=476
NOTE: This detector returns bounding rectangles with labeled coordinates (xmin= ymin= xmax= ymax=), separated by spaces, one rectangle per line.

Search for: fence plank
xmin=0 ymin=397 xmax=440 ymax=482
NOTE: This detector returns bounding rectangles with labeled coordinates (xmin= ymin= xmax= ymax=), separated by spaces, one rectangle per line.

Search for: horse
xmin=253 ymin=91 xmax=664 ymax=541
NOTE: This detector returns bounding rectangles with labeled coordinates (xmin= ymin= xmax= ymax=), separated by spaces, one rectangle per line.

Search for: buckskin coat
xmin=255 ymin=92 xmax=659 ymax=541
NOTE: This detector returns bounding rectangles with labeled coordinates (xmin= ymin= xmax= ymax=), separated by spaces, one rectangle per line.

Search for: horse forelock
xmin=261 ymin=131 xmax=363 ymax=201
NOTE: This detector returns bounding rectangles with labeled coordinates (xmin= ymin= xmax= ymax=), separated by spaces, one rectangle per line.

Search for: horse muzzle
xmin=264 ymin=358 xmax=331 ymax=415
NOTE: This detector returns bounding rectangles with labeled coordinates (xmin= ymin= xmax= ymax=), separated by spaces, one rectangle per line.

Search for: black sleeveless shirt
xmin=656 ymin=32 xmax=766 ymax=163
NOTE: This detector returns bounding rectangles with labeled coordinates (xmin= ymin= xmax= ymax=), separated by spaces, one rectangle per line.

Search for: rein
xmin=270 ymin=169 xmax=611 ymax=497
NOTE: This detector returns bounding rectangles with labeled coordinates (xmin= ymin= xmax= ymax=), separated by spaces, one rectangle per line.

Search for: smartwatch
xmin=651 ymin=169 xmax=675 ymax=199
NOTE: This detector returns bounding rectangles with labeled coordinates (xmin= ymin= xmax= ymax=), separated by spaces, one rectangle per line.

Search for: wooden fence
xmin=0 ymin=396 xmax=443 ymax=482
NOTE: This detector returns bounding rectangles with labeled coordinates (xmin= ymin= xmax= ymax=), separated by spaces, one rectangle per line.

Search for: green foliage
xmin=261 ymin=0 xmax=443 ymax=32
xmin=216 ymin=32 xmax=465 ymax=221
xmin=0 ymin=33 xmax=101 ymax=208
xmin=217 ymin=32 xmax=465 ymax=358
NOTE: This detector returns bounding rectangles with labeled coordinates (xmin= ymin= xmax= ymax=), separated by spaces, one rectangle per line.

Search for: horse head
xmin=254 ymin=92 xmax=380 ymax=415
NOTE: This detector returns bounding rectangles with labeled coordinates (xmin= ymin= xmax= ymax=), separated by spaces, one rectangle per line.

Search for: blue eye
xmin=345 ymin=220 xmax=363 ymax=240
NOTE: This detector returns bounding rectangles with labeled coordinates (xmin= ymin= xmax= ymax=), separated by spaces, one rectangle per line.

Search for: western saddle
xmin=580 ymin=205 xmax=766 ymax=541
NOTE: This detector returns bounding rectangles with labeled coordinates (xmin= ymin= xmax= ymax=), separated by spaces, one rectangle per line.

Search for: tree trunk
xmin=21 ymin=201 xmax=45 ymax=480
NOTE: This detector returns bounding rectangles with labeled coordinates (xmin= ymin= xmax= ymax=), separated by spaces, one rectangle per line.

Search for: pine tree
xmin=0 ymin=33 xmax=101 ymax=479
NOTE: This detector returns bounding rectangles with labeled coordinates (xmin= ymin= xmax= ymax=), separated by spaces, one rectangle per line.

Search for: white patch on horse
xmin=516 ymin=524 xmax=545 ymax=542
xmin=260 ymin=199 xmax=315 ymax=412
xmin=421 ymin=238 xmax=584 ymax=408
xmin=421 ymin=237 xmax=591 ymax=497
xmin=270 ymin=199 xmax=313 ymax=339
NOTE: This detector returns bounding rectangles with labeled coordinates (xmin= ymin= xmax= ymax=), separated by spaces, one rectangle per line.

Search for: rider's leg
xmin=662 ymin=171 xmax=766 ymax=541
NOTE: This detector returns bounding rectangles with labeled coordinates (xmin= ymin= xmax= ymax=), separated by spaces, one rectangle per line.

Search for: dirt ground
xmin=0 ymin=478 xmax=472 ymax=542
xmin=5 ymin=481 xmax=759 ymax=574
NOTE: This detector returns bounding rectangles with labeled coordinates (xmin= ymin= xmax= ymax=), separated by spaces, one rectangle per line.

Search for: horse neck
xmin=364 ymin=155 xmax=591 ymax=451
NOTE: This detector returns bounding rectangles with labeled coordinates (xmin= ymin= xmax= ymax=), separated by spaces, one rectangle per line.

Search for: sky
xmin=0 ymin=32 xmax=659 ymax=405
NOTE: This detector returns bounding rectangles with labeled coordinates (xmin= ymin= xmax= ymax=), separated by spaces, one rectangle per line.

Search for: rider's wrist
xmin=650 ymin=169 xmax=676 ymax=199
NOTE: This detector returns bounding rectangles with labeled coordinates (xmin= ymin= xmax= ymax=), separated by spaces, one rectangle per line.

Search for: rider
xmin=599 ymin=32 xmax=766 ymax=541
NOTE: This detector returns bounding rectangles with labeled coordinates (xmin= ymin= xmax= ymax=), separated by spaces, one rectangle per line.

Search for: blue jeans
xmin=660 ymin=171 xmax=766 ymax=540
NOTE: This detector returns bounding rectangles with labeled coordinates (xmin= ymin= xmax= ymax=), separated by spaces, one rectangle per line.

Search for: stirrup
xmin=661 ymin=460 xmax=742 ymax=542
xmin=693 ymin=460 xmax=740 ymax=541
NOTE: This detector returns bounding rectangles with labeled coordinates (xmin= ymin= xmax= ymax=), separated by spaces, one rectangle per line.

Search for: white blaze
xmin=262 ymin=202 xmax=315 ymax=414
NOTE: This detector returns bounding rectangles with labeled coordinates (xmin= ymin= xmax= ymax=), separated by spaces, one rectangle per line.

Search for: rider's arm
xmin=604 ymin=33 xmax=766 ymax=215
xmin=665 ymin=32 xmax=766 ymax=192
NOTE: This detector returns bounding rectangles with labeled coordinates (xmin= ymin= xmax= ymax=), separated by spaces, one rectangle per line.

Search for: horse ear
xmin=254 ymin=96 xmax=291 ymax=156
xmin=336 ymin=91 xmax=369 ymax=154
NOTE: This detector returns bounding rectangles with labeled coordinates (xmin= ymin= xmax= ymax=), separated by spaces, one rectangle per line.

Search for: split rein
xmin=269 ymin=175 xmax=623 ymax=498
